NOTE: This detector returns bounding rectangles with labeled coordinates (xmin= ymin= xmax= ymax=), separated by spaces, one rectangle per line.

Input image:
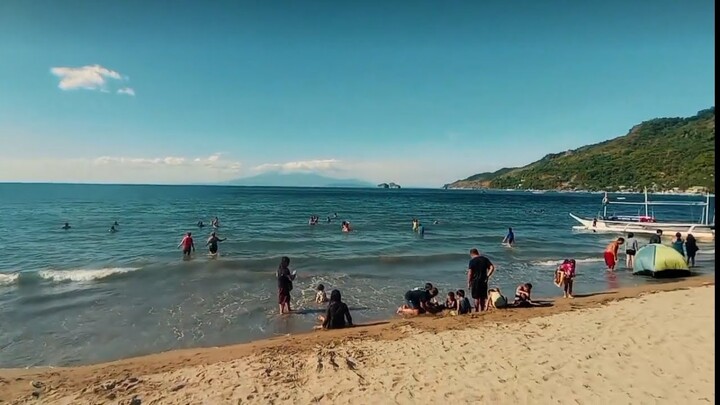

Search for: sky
xmin=0 ymin=0 xmax=715 ymax=187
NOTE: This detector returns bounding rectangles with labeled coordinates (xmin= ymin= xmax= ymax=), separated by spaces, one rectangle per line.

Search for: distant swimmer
xmin=341 ymin=221 xmax=352 ymax=233
xmin=412 ymin=218 xmax=419 ymax=232
xmin=502 ymin=227 xmax=515 ymax=246
xmin=109 ymin=225 xmax=117 ymax=233
xmin=197 ymin=221 xmax=205 ymax=228
xmin=62 ymin=222 xmax=71 ymax=230
xmin=309 ymin=215 xmax=319 ymax=225
xmin=333 ymin=213 xmax=338 ymax=218
xmin=433 ymin=220 xmax=439 ymax=225
xmin=417 ymin=222 xmax=425 ymax=237
xmin=211 ymin=217 xmax=220 ymax=228
xmin=326 ymin=216 xmax=332 ymax=223
xmin=206 ymin=232 xmax=226 ymax=255
xmin=178 ymin=232 xmax=195 ymax=258
xmin=113 ymin=221 xmax=119 ymax=226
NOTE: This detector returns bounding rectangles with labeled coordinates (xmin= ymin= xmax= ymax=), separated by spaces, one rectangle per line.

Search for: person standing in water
xmin=206 ymin=232 xmax=226 ymax=255
xmin=502 ymin=227 xmax=515 ymax=246
xmin=62 ymin=222 xmax=71 ymax=230
xmin=277 ymin=256 xmax=297 ymax=314
xmin=603 ymin=237 xmax=624 ymax=271
xmin=685 ymin=234 xmax=699 ymax=267
xmin=109 ymin=225 xmax=117 ymax=233
xmin=211 ymin=217 xmax=220 ymax=228
xmin=178 ymin=232 xmax=195 ymax=258
xmin=671 ymin=232 xmax=685 ymax=257
xmin=625 ymin=232 xmax=639 ymax=268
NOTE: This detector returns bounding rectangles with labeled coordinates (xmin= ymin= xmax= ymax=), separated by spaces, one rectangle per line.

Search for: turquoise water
xmin=0 ymin=184 xmax=714 ymax=367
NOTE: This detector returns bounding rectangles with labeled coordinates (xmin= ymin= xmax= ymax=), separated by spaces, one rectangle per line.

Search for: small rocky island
xmin=377 ymin=182 xmax=401 ymax=189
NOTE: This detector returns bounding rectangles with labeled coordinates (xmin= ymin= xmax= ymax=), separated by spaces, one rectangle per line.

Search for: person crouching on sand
xmin=603 ymin=237 xmax=624 ymax=271
xmin=397 ymin=287 xmax=439 ymax=315
xmin=512 ymin=283 xmax=538 ymax=307
xmin=316 ymin=290 xmax=353 ymax=330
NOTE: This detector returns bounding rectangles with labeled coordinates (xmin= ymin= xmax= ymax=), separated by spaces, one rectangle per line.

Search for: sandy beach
xmin=1 ymin=275 xmax=714 ymax=404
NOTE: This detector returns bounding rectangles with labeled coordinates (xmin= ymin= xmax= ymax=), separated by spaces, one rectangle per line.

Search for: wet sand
xmin=0 ymin=275 xmax=714 ymax=404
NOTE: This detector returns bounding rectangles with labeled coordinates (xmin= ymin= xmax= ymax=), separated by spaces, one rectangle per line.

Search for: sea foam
xmin=37 ymin=267 xmax=140 ymax=282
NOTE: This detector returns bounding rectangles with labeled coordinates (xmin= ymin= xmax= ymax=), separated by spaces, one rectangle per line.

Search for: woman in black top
xmin=321 ymin=290 xmax=353 ymax=329
xmin=685 ymin=234 xmax=699 ymax=267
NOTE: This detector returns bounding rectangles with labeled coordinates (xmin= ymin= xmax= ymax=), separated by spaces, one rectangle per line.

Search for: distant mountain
xmin=226 ymin=172 xmax=374 ymax=188
xmin=446 ymin=107 xmax=715 ymax=192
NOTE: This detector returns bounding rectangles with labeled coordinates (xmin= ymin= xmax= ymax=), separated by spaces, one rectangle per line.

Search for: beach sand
xmin=1 ymin=276 xmax=714 ymax=404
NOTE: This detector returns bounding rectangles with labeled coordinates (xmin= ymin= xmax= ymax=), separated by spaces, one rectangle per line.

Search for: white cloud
xmin=50 ymin=64 xmax=133 ymax=95
xmin=117 ymin=87 xmax=135 ymax=96
xmin=253 ymin=159 xmax=342 ymax=173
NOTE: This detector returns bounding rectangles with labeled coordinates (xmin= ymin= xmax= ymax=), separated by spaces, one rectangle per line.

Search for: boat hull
xmin=569 ymin=213 xmax=715 ymax=241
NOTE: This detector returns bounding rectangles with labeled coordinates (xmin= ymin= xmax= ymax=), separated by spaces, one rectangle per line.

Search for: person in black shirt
xmin=317 ymin=290 xmax=353 ymax=330
xmin=276 ymin=256 xmax=296 ymax=314
xmin=649 ymin=229 xmax=663 ymax=244
xmin=397 ymin=287 xmax=439 ymax=315
xmin=467 ymin=248 xmax=495 ymax=312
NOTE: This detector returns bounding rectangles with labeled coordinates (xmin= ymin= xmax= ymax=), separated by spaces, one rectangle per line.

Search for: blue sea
xmin=0 ymin=184 xmax=714 ymax=368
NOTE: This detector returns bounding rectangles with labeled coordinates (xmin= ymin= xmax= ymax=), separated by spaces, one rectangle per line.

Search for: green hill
xmin=446 ymin=107 xmax=715 ymax=192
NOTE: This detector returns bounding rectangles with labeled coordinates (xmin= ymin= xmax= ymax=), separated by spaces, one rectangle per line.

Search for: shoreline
xmin=0 ymin=274 xmax=714 ymax=403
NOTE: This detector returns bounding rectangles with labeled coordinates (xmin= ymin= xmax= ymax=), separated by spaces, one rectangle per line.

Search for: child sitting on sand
xmin=456 ymin=289 xmax=472 ymax=315
xmin=315 ymin=284 xmax=328 ymax=303
xmin=487 ymin=287 xmax=508 ymax=309
xmin=445 ymin=291 xmax=458 ymax=311
xmin=512 ymin=283 xmax=537 ymax=307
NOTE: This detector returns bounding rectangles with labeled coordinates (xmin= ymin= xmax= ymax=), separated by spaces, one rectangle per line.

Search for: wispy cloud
xmin=253 ymin=159 xmax=342 ymax=173
xmin=50 ymin=64 xmax=133 ymax=95
xmin=117 ymin=87 xmax=135 ymax=96
xmin=93 ymin=153 xmax=240 ymax=172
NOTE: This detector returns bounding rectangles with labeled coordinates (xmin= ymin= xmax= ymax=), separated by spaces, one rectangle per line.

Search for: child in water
xmin=315 ymin=284 xmax=328 ymax=303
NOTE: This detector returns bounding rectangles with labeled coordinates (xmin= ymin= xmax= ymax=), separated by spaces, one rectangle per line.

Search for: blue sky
xmin=0 ymin=0 xmax=714 ymax=186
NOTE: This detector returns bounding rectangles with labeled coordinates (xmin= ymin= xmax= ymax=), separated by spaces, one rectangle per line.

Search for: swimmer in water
xmin=206 ymin=232 xmax=226 ymax=255
xmin=197 ymin=221 xmax=205 ymax=228
xmin=333 ymin=213 xmax=338 ymax=218
xmin=62 ymin=222 xmax=71 ymax=230
xmin=109 ymin=225 xmax=117 ymax=233
xmin=211 ymin=217 xmax=220 ymax=228
xmin=502 ymin=227 xmax=515 ymax=246
xmin=113 ymin=221 xmax=119 ymax=227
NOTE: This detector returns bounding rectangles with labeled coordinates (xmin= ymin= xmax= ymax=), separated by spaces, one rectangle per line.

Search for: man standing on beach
xmin=468 ymin=248 xmax=495 ymax=312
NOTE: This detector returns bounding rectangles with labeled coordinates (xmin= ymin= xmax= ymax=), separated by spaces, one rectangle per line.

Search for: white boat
xmin=569 ymin=189 xmax=715 ymax=241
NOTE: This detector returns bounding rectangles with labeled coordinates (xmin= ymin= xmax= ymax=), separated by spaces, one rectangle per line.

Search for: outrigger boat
xmin=570 ymin=189 xmax=715 ymax=241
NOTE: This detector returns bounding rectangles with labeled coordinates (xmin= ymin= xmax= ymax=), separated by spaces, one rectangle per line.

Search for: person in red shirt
xmin=603 ymin=237 xmax=625 ymax=271
xmin=177 ymin=232 xmax=195 ymax=258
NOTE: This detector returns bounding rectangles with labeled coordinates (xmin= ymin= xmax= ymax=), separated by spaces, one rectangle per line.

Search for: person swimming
xmin=206 ymin=232 xmax=226 ymax=255
xmin=341 ymin=221 xmax=352 ymax=232
xmin=211 ymin=217 xmax=220 ymax=228
xmin=62 ymin=222 xmax=71 ymax=230
xmin=113 ymin=221 xmax=119 ymax=227
xmin=109 ymin=225 xmax=117 ymax=233
xmin=197 ymin=221 xmax=205 ymax=228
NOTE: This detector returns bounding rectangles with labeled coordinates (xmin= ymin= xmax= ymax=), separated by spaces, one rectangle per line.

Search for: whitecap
xmin=37 ymin=267 xmax=140 ymax=282
xmin=530 ymin=257 xmax=604 ymax=267
xmin=0 ymin=273 xmax=19 ymax=286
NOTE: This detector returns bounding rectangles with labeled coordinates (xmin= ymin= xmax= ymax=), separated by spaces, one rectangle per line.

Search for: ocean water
xmin=0 ymin=184 xmax=714 ymax=368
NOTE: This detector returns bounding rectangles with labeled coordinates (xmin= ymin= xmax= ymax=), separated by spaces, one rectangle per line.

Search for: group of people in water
xmin=603 ymin=229 xmax=701 ymax=271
